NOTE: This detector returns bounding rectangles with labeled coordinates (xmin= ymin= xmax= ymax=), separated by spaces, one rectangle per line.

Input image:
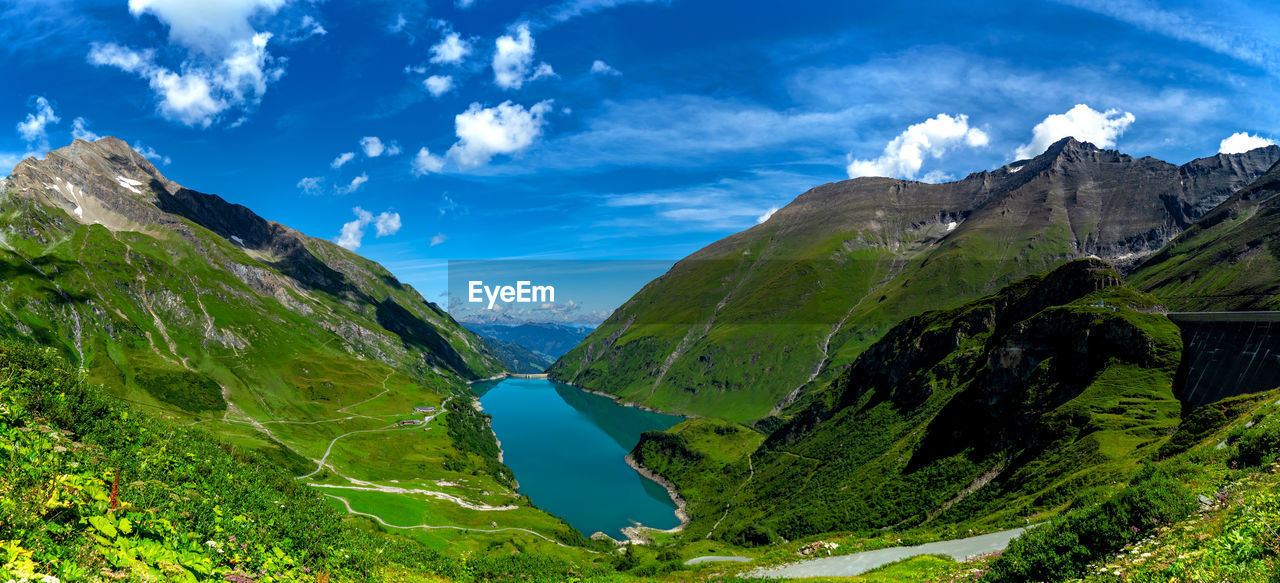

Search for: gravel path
xmin=743 ymin=527 xmax=1027 ymax=578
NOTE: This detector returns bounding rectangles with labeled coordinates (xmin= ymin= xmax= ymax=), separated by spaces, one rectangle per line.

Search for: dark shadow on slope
xmin=150 ymin=182 xmax=361 ymax=299
xmin=375 ymin=298 xmax=471 ymax=374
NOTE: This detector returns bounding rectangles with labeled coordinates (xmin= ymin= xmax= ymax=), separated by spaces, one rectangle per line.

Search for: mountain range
xmin=550 ymin=138 xmax=1280 ymax=422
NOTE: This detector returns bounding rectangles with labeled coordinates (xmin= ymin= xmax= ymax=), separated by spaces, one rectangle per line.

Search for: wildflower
xmin=205 ymin=540 xmax=218 ymax=548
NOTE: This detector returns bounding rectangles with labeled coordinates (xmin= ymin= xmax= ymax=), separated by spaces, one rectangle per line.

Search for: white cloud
xmin=590 ymin=59 xmax=620 ymax=76
xmin=126 ymin=0 xmax=287 ymax=55
xmin=846 ymin=113 xmax=989 ymax=181
xmin=85 ymin=0 xmax=306 ymax=128
xmin=412 ymin=147 xmax=446 ymax=176
xmin=336 ymin=206 xmax=401 ymax=250
xmin=296 ymin=176 xmax=323 ymax=195
xmin=1013 ymin=104 xmax=1135 ymax=160
xmin=531 ymin=62 xmax=557 ymax=81
xmin=135 ymin=143 xmax=172 ymax=165
xmin=374 ymin=211 xmax=401 ymax=236
xmin=336 ymin=207 xmax=372 ymax=250
xmin=16 ymin=96 xmax=59 ymax=150
xmin=756 ymin=206 xmax=778 ymax=224
xmin=71 ymin=117 xmax=101 ymax=142
xmin=430 ymin=233 xmax=448 ymax=246
xmin=292 ymin=15 xmax=326 ymax=40
xmin=331 ymin=151 xmax=355 ymax=168
xmin=430 ymin=31 xmax=472 ymax=65
xmin=456 ymin=0 xmax=476 ymax=8
xmin=1219 ymin=132 xmax=1276 ymax=154
xmin=424 ymin=75 xmax=455 ymax=97
xmin=360 ymin=136 xmax=400 ymax=158
xmin=446 ymin=100 xmax=553 ymax=168
xmin=492 ymin=23 xmax=553 ymax=90
xmin=336 ymin=173 xmax=368 ymax=195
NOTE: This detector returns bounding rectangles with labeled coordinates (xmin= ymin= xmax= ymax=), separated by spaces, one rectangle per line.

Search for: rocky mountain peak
xmin=4 ymin=136 xmax=179 ymax=232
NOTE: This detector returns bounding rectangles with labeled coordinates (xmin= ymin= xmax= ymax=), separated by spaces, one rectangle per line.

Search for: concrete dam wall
xmin=1168 ymin=312 xmax=1280 ymax=408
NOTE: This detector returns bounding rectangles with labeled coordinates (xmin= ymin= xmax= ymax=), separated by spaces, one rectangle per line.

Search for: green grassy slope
xmin=632 ymin=260 xmax=1190 ymax=545
xmin=0 ymin=342 xmax=636 ymax=583
xmin=1129 ymin=159 xmax=1280 ymax=310
xmin=550 ymin=141 xmax=1278 ymax=422
xmin=0 ymin=139 xmax=609 ymax=560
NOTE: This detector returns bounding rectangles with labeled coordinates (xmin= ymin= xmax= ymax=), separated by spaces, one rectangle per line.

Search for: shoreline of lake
xmin=622 ymin=452 xmax=690 ymax=544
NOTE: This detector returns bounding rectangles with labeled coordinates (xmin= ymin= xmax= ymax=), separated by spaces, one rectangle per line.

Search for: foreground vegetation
xmin=0 ymin=342 xmax=634 ymax=582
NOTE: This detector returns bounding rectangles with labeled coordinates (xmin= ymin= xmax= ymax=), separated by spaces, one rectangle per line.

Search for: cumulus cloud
xmin=1219 ymin=132 xmax=1276 ymax=154
xmin=374 ymin=211 xmax=401 ymax=236
xmin=331 ymin=151 xmax=355 ymax=168
xmin=84 ymin=0 xmax=306 ymax=128
xmin=336 ymin=207 xmax=372 ymax=250
xmin=1014 ymin=104 xmax=1134 ymax=160
xmin=412 ymin=147 xmax=446 ymax=176
xmin=590 ymin=60 xmax=620 ymax=76
xmin=335 ymin=173 xmax=368 ymax=195
xmin=71 ymin=117 xmax=101 ymax=142
xmin=447 ymin=100 xmax=553 ymax=168
xmin=335 ymin=207 xmax=402 ymax=251
xmin=757 ymin=206 xmax=778 ymax=224
xmin=846 ymin=113 xmax=989 ymax=181
xmin=493 ymin=24 xmax=553 ymax=90
xmin=16 ymin=96 xmax=60 ymax=151
xmin=424 ymin=75 xmax=455 ymax=97
xmin=296 ymin=176 xmax=323 ymax=195
xmin=430 ymin=233 xmax=448 ymax=246
xmin=360 ymin=136 xmax=400 ymax=158
xmin=456 ymin=0 xmax=476 ymax=8
xmin=430 ymin=30 xmax=472 ymax=65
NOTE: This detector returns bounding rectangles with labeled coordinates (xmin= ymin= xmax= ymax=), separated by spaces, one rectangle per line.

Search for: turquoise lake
xmin=475 ymin=378 xmax=684 ymax=538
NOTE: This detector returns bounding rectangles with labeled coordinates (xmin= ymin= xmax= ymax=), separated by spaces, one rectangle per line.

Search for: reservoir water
xmin=475 ymin=378 xmax=684 ymax=538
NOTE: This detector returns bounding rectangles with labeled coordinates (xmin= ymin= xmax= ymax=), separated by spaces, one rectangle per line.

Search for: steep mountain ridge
xmin=551 ymin=139 xmax=1279 ymax=421
xmin=1130 ymin=158 xmax=1280 ymax=310
xmin=2 ymin=137 xmax=499 ymax=381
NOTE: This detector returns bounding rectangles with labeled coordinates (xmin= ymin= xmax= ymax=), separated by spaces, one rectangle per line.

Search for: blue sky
xmin=2 ymin=0 xmax=1279 ymax=317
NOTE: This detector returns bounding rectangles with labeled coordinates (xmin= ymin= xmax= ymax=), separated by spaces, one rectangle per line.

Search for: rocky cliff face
xmin=0 ymin=137 xmax=502 ymax=416
xmin=550 ymin=139 xmax=1278 ymax=421
xmin=1130 ymin=159 xmax=1280 ymax=311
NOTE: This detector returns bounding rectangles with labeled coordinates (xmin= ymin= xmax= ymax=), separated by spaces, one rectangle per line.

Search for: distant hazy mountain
xmin=551 ymin=138 xmax=1280 ymax=421
xmin=473 ymin=334 xmax=553 ymax=374
xmin=465 ymin=321 xmax=594 ymax=362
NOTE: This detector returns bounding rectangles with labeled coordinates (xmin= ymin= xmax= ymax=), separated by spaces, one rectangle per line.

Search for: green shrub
xmin=984 ymin=466 xmax=1195 ymax=582
xmin=133 ymin=368 xmax=226 ymax=412
xmin=1234 ymin=423 xmax=1280 ymax=467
